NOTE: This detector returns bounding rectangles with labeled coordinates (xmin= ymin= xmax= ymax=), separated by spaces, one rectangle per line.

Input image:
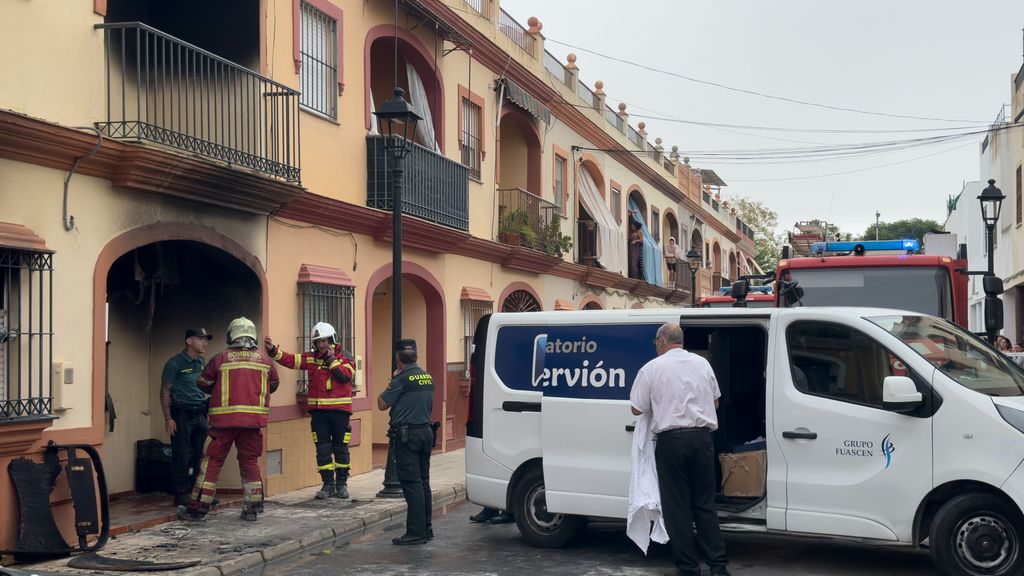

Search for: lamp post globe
xmin=686 ymin=248 xmax=702 ymax=307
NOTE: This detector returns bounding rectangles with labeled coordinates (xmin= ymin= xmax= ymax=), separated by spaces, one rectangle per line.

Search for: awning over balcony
xmin=498 ymin=79 xmax=551 ymax=125
xmin=578 ymin=167 xmax=626 ymax=275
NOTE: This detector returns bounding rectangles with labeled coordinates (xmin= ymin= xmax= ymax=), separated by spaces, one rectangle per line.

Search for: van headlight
xmin=996 ymin=404 xmax=1024 ymax=434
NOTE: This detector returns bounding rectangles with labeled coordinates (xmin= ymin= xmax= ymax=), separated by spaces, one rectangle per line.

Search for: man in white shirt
xmin=630 ymin=323 xmax=730 ymax=576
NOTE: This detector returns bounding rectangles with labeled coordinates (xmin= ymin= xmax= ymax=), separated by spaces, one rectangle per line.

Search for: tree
xmin=859 ymin=218 xmax=942 ymax=244
xmin=826 ymin=223 xmax=853 ymax=242
xmin=732 ymin=197 xmax=784 ymax=272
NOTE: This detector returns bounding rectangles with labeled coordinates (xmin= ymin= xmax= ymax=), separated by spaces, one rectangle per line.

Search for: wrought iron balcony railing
xmin=95 ymin=22 xmax=301 ymax=182
xmin=366 ymin=136 xmax=469 ymax=231
xmin=577 ymin=220 xmax=598 ymax=266
xmin=497 ymin=188 xmax=566 ymax=256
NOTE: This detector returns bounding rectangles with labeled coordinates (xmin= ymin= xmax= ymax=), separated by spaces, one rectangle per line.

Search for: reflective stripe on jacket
xmin=199 ymin=348 xmax=279 ymax=428
xmin=273 ymin=346 xmax=355 ymax=412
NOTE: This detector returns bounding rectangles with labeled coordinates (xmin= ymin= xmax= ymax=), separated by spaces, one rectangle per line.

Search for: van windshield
xmin=867 ymin=314 xmax=1024 ymax=397
xmin=785 ymin=266 xmax=953 ymax=321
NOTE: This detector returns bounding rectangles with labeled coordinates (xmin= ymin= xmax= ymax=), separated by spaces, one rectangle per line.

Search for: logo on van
xmin=881 ymin=433 xmax=896 ymax=469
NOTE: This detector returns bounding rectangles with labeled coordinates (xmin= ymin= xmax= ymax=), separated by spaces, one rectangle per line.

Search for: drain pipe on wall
xmin=63 ymin=127 xmax=104 ymax=231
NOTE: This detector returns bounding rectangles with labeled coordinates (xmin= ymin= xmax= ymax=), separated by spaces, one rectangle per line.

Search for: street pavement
xmin=17 ymin=449 xmax=467 ymax=576
xmin=247 ymin=500 xmax=940 ymax=576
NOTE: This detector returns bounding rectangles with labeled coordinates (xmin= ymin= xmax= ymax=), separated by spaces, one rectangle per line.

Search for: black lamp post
xmin=373 ymin=86 xmax=420 ymax=498
xmin=686 ymin=248 xmax=702 ymax=307
xmin=978 ymin=178 xmax=1005 ymax=345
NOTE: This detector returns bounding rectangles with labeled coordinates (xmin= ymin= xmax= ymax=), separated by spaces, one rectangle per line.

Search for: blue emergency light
xmin=810 ymin=239 xmax=920 ymax=256
xmin=720 ymin=285 xmax=773 ymax=295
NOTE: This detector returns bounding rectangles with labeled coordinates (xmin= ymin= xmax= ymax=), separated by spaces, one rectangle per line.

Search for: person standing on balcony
xmin=664 ymin=237 xmax=681 ymax=288
xmin=265 ymin=322 xmax=356 ymax=500
xmin=629 ymin=219 xmax=644 ymax=281
xmin=160 ymin=327 xmax=213 ymax=507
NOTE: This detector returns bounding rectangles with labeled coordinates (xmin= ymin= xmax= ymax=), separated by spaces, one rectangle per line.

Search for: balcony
xmin=497 ymin=188 xmax=567 ymax=257
xmin=95 ymin=23 xmax=301 ymax=182
xmin=366 ymin=136 xmax=469 ymax=231
xmin=577 ymin=220 xmax=598 ymax=266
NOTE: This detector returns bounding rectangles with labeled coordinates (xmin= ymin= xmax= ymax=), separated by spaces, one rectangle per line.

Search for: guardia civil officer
xmin=378 ymin=338 xmax=435 ymax=545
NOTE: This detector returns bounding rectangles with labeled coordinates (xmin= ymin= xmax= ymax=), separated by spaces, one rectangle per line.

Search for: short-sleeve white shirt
xmin=629 ymin=348 xmax=721 ymax=433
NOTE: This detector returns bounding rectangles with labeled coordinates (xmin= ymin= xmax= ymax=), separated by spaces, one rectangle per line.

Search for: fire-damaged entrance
xmin=103 ymin=239 xmax=262 ymax=518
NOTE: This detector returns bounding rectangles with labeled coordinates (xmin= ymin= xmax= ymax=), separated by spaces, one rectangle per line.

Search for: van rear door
xmin=536 ymin=321 xmax=665 ymax=518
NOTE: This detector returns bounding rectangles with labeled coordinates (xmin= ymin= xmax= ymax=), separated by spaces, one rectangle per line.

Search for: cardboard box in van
xmin=719 ymin=450 xmax=766 ymax=498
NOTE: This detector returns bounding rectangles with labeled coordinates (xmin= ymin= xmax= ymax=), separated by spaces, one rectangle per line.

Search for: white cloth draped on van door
xmin=407 ymin=65 xmax=439 ymax=152
xmin=578 ymin=166 xmax=627 ymax=274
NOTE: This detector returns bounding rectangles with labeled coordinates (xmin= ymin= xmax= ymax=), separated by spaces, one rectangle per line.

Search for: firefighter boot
xmin=316 ymin=480 xmax=335 ymax=499
xmin=239 ymin=502 xmax=259 ymax=521
xmin=333 ymin=481 xmax=350 ymax=499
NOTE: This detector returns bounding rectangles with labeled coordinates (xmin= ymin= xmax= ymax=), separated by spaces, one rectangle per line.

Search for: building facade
xmin=0 ymin=0 xmax=758 ymax=546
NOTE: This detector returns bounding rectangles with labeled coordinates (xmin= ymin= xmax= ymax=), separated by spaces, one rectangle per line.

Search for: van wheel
xmin=930 ymin=493 xmax=1024 ymax=576
xmin=512 ymin=467 xmax=584 ymax=548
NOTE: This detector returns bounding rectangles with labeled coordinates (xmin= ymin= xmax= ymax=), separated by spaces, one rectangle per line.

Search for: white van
xmin=465 ymin=307 xmax=1024 ymax=576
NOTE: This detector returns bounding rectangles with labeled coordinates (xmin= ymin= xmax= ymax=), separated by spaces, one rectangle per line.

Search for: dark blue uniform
xmin=381 ymin=359 xmax=435 ymax=540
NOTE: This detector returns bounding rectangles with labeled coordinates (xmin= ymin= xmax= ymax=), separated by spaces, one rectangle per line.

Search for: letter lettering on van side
xmin=562 ymin=369 xmax=580 ymax=387
xmin=550 ymin=368 xmax=562 ymax=387
xmin=609 ymin=368 xmax=626 ymax=387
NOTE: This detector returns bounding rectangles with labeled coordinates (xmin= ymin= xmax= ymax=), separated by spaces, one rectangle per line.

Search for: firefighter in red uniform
xmin=179 ymin=317 xmax=279 ymax=522
xmin=264 ymin=322 xmax=355 ymax=499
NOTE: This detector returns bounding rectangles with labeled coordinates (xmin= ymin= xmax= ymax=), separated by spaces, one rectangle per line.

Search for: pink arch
xmin=498 ymin=281 xmax=543 ymax=311
xmin=498 ymin=103 xmax=542 ymax=194
xmin=363 ymin=261 xmax=446 ymax=420
xmin=364 ymin=25 xmax=446 ymax=153
xmin=579 ymin=293 xmax=603 ymax=310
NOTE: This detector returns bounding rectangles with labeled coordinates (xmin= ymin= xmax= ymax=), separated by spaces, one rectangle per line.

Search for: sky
xmin=499 ymin=0 xmax=1024 ymax=237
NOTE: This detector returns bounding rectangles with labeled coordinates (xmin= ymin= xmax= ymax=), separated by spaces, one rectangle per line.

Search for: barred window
xmin=297 ymin=282 xmax=354 ymax=391
xmin=300 ymin=1 xmax=338 ymax=119
xmin=554 ymin=155 xmax=567 ymax=215
xmin=1 ymin=248 xmax=54 ymax=420
xmin=461 ymin=97 xmax=482 ymax=179
xmin=462 ymin=300 xmax=493 ymax=377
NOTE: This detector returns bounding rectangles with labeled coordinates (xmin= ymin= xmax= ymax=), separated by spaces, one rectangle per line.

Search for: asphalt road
xmin=245 ymin=501 xmax=940 ymax=576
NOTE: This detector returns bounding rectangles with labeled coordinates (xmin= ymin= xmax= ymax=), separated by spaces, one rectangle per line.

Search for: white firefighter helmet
xmin=227 ymin=317 xmax=258 ymax=345
xmin=310 ymin=322 xmax=337 ymax=344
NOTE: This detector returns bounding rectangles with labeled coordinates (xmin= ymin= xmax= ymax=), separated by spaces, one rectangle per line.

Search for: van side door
xmin=772 ymin=314 xmax=935 ymax=542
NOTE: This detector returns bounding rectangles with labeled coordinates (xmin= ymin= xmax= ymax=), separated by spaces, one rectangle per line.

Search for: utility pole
xmin=875 ymin=211 xmax=880 ymax=241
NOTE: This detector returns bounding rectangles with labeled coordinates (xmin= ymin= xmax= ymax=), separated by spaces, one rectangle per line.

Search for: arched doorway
xmin=497 ymin=105 xmax=542 ymax=195
xmin=580 ymin=293 xmax=603 ymax=310
xmin=627 ymin=188 xmax=647 ymax=229
xmin=712 ymin=242 xmax=723 ymax=290
xmin=665 ymin=212 xmax=679 ymax=246
xmin=576 ymin=158 xmax=606 ymax=268
xmin=366 ymin=27 xmax=443 ymax=151
xmin=98 ymin=230 xmax=264 ymax=499
xmin=365 ymin=262 xmax=446 ymax=463
xmin=728 ymin=251 xmax=737 ymax=282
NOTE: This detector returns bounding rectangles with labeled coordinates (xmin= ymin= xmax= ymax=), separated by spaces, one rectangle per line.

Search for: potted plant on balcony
xmin=540 ymin=218 xmax=574 ymax=258
xmin=499 ymin=209 xmax=531 ymax=247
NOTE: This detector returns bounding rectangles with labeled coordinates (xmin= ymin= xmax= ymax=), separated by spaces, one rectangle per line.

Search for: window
xmin=1 ymin=248 xmax=54 ymax=419
xmin=297 ymin=282 xmax=354 ymax=392
xmin=462 ymin=300 xmax=493 ymax=377
xmin=610 ymin=188 xmax=622 ymax=224
xmin=786 ymin=321 xmax=912 ymax=408
xmin=460 ymin=97 xmax=482 ymax=179
xmin=651 ymin=208 xmax=660 ymax=241
xmin=1017 ymin=165 xmax=1022 ymax=226
xmin=300 ymin=1 xmax=339 ymax=119
xmin=554 ymin=155 xmax=567 ymax=215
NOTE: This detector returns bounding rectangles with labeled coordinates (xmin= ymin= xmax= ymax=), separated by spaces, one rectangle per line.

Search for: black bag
xmin=430 ymin=421 xmax=441 ymax=448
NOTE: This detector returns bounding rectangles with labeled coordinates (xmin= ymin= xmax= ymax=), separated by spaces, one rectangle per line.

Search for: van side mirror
xmin=731 ymin=280 xmax=749 ymax=307
xmin=983 ymin=275 xmax=1004 ymax=296
xmin=882 ymin=376 xmax=923 ymax=413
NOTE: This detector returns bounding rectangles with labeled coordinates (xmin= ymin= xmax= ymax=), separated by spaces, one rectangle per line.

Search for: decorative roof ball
xmin=527 ymin=16 xmax=541 ymax=31
xmin=683 ymin=156 xmax=690 ymax=164
xmin=567 ymin=53 xmax=577 ymax=64
xmin=655 ymin=137 xmax=663 ymax=145
xmin=618 ymin=102 xmax=627 ymax=113
xmin=638 ymin=121 xmax=646 ymax=130
xmin=595 ymin=80 xmax=604 ymax=90
xmin=671 ymin=145 xmax=679 ymax=153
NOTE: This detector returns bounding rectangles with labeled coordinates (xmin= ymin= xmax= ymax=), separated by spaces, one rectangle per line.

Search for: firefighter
xmin=179 ymin=317 xmax=279 ymax=522
xmin=265 ymin=322 xmax=355 ymax=500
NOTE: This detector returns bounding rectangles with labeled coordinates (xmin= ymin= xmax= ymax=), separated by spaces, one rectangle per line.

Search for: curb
xmin=208 ymin=482 xmax=466 ymax=575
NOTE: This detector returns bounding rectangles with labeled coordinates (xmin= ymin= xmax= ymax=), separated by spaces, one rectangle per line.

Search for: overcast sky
xmin=500 ymin=0 xmax=1024 ymax=237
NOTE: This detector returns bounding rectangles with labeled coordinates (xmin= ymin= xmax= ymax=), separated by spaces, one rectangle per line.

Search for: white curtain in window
xmin=578 ymin=167 xmax=627 ymax=275
xmin=406 ymin=66 xmax=439 ymax=151
xmin=369 ymin=89 xmax=379 ymax=135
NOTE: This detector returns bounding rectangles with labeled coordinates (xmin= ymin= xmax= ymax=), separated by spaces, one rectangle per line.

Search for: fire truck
xmin=773 ymin=237 xmax=969 ymax=328
xmin=700 ymin=285 xmax=775 ymax=308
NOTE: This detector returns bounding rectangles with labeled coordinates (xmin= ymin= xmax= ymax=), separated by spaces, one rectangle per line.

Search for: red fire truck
xmin=773 ymin=238 xmax=969 ymax=328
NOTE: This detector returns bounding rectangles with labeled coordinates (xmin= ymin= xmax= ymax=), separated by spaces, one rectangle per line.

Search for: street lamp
xmin=978 ymin=178 xmax=1005 ymax=345
xmin=373 ymin=86 xmax=420 ymax=498
xmin=686 ymin=248 xmax=702 ymax=307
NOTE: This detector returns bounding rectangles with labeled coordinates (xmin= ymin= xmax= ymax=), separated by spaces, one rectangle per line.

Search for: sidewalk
xmin=24 ymin=449 xmax=466 ymax=576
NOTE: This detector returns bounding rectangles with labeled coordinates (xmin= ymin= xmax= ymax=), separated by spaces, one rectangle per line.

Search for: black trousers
xmin=395 ymin=426 xmax=433 ymax=538
xmin=170 ymin=405 xmax=209 ymax=502
xmin=655 ymin=427 xmax=728 ymax=576
xmin=310 ymin=410 xmax=351 ymax=482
